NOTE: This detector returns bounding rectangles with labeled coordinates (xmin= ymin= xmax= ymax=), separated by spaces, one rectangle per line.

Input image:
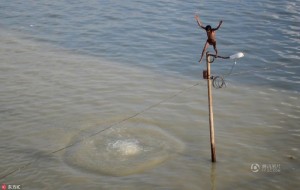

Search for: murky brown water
xmin=0 ymin=30 xmax=299 ymax=189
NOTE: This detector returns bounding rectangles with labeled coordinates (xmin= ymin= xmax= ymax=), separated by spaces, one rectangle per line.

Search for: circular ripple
xmin=64 ymin=120 xmax=184 ymax=176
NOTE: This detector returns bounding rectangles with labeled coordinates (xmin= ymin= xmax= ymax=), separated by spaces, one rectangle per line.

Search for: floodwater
xmin=0 ymin=0 xmax=299 ymax=189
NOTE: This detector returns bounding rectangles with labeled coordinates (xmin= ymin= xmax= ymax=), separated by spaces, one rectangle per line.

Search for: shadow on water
xmin=210 ymin=163 xmax=216 ymax=190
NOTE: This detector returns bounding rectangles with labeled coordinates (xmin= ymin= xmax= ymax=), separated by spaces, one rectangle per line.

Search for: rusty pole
xmin=206 ymin=52 xmax=216 ymax=162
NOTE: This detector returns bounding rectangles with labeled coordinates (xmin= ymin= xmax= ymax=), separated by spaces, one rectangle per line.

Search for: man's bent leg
xmin=199 ymin=42 xmax=209 ymax=63
xmin=213 ymin=43 xmax=218 ymax=57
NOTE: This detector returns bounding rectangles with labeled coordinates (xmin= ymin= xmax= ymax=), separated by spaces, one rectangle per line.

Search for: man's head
xmin=205 ymin=25 xmax=212 ymax=31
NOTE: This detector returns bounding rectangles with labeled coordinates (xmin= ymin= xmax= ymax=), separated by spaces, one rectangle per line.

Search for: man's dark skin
xmin=195 ymin=15 xmax=223 ymax=63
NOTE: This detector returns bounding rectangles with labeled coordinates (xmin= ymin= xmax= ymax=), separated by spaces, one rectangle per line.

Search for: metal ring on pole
xmin=212 ymin=76 xmax=226 ymax=89
xmin=208 ymin=55 xmax=215 ymax=63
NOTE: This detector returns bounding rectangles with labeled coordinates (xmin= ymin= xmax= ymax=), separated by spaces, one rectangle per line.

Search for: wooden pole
xmin=206 ymin=52 xmax=216 ymax=162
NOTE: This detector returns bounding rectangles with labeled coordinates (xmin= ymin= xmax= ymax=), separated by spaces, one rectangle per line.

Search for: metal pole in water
xmin=206 ymin=52 xmax=216 ymax=162
xmin=203 ymin=51 xmax=244 ymax=162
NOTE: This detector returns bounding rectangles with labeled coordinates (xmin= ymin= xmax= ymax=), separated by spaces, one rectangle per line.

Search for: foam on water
xmin=64 ymin=121 xmax=184 ymax=176
xmin=107 ymin=139 xmax=143 ymax=156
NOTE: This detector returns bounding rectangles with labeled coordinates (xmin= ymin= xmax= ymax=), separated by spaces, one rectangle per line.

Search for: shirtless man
xmin=195 ymin=15 xmax=223 ymax=63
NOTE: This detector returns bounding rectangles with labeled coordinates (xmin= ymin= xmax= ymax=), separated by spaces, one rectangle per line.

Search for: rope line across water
xmin=0 ymin=81 xmax=203 ymax=180
xmin=1 ymin=60 xmax=289 ymax=179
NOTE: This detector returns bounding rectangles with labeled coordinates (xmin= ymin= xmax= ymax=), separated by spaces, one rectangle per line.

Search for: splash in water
xmin=64 ymin=121 xmax=184 ymax=176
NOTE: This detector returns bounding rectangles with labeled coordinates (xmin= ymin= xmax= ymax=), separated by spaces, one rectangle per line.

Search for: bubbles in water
xmin=64 ymin=120 xmax=184 ymax=176
xmin=107 ymin=139 xmax=143 ymax=156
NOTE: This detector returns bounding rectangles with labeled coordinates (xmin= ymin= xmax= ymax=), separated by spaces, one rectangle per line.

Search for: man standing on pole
xmin=195 ymin=15 xmax=223 ymax=63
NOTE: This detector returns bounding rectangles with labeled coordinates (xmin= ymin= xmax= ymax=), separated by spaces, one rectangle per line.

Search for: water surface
xmin=0 ymin=0 xmax=299 ymax=189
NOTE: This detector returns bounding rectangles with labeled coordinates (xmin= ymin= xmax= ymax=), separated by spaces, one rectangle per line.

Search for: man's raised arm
xmin=195 ymin=15 xmax=206 ymax=30
xmin=213 ymin=20 xmax=223 ymax=31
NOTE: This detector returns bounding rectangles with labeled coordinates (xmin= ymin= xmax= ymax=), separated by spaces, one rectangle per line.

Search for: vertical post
xmin=206 ymin=52 xmax=216 ymax=162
